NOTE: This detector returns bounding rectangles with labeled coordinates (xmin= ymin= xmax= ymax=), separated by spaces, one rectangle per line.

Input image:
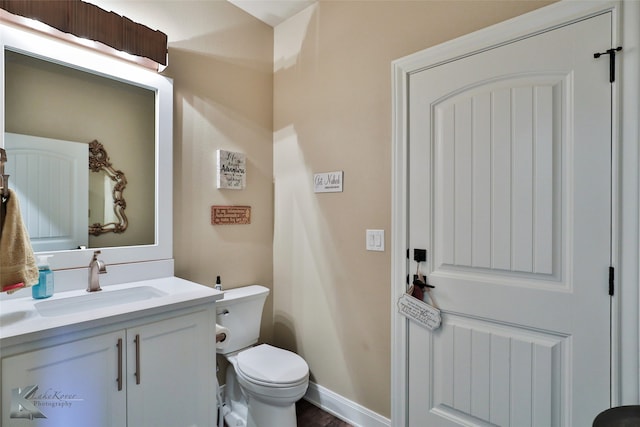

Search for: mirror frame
xmin=0 ymin=21 xmax=173 ymax=270
xmin=88 ymin=140 xmax=129 ymax=236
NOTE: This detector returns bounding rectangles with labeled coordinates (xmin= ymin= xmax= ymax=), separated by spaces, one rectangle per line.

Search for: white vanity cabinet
xmin=1 ymin=307 xmax=215 ymax=427
xmin=125 ymin=309 xmax=213 ymax=427
xmin=2 ymin=330 xmax=126 ymax=427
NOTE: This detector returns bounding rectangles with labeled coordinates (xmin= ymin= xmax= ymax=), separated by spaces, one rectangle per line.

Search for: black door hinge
xmin=609 ymin=266 xmax=615 ymax=296
xmin=594 ymin=46 xmax=622 ymax=83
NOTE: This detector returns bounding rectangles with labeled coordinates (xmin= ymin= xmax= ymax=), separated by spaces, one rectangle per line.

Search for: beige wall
xmin=273 ymin=0 xmax=553 ymax=417
xmin=144 ymin=3 xmax=275 ymax=342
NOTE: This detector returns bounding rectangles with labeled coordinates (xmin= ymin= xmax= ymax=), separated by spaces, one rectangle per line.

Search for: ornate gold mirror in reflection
xmin=89 ymin=140 xmax=128 ymax=236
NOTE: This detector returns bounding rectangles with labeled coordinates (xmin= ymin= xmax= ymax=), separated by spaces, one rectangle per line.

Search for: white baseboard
xmin=303 ymin=381 xmax=390 ymax=427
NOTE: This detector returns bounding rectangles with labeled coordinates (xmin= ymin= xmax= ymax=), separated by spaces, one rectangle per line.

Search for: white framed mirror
xmin=0 ymin=21 xmax=173 ymax=270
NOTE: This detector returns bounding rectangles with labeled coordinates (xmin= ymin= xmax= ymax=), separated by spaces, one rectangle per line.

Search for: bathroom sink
xmin=35 ymin=286 xmax=168 ymax=317
xmin=1 ymin=277 xmax=221 ymax=343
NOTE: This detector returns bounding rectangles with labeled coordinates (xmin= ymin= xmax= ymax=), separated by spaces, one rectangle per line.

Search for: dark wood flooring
xmin=296 ymin=399 xmax=353 ymax=427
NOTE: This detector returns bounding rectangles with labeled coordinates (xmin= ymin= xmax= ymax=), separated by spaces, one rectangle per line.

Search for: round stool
xmin=593 ymin=406 xmax=640 ymax=427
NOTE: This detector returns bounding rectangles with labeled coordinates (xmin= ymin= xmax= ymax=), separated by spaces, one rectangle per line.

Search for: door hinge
xmin=609 ymin=266 xmax=615 ymax=296
xmin=594 ymin=46 xmax=622 ymax=83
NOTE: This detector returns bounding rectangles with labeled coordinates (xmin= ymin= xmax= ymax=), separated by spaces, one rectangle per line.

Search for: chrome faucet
xmin=87 ymin=250 xmax=106 ymax=292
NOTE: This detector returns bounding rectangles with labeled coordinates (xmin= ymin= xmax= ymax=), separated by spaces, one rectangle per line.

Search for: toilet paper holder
xmin=216 ymin=323 xmax=230 ymax=346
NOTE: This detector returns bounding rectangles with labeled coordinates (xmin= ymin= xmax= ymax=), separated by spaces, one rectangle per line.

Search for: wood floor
xmin=296 ymin=399 xmax=353 ymax=427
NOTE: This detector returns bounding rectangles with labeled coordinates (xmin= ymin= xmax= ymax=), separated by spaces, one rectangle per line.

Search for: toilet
xmin=216 ymin=285 xmax=309 ymax=427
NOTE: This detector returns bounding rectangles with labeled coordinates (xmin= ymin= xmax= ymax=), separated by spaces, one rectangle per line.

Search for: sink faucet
xmin=87 ymin=250 xmax=107 ymax=292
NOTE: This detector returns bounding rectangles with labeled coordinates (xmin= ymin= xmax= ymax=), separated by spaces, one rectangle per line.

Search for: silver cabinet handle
xmin=134 ymin=334 xmax=141 ymax=385
xmin=117 ymin=338 xmax=123 ymax=391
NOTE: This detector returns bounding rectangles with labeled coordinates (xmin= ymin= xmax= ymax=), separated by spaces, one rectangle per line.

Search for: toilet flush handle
xmin=217 ymin=309 xmax=230 ymax=316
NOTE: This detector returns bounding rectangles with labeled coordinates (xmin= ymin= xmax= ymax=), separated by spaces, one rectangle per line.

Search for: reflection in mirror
xmin=5 ymin=50 xmax=155 ymax=250
xmin=4 ymin=132 xmax=89 ymax=252
xmin=89 ymin=140 xmax=128 ymax=236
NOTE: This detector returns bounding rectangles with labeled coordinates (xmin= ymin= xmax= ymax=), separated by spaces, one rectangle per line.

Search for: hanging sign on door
xmin=397 ymin=293 xmax=441 ymax=330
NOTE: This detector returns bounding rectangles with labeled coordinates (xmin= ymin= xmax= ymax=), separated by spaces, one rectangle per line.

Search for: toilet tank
xmin=216 ymin=285 xmax=269 ymax=354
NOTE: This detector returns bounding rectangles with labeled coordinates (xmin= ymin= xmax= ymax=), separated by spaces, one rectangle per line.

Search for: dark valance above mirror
xmin=0 ymin=0 xmax=167 ymax=65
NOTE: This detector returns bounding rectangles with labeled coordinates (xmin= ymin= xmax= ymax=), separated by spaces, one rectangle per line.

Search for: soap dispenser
xmin=32 ymin=255 xmax=54 ymax=299
xmin=215 ymin=276 xmax=222 ymax=291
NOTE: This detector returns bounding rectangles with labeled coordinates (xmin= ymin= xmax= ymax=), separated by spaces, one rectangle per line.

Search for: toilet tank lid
xmin=220 ymin=285 xmax=269 ymax=302
xmin=237 ymin=344 xmax=308 ymax=385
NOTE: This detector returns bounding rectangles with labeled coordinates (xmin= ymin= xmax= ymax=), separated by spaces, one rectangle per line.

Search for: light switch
xmin=366 ymin=229 xmax=385 ymax=251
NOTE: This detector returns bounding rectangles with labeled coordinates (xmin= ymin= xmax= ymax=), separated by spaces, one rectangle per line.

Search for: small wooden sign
xmin=211 ymin=205 xmax=251 ymax=225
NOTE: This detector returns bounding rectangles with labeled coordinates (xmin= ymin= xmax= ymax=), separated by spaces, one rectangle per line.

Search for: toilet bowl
xmin=216 ymin=285 xmax=309 ymax=427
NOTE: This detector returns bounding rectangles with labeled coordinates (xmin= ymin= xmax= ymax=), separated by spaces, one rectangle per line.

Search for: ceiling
xmin=227 ymin=0 xmax=316 ymax=27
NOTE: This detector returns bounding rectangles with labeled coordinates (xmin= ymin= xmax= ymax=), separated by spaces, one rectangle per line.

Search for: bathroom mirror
xmin=0 ymin=21 xmax=173 ymax=270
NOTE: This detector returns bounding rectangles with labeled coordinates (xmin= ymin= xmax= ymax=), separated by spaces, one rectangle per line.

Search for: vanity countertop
xmin=0 ymin=276 xmax=222 ymax=347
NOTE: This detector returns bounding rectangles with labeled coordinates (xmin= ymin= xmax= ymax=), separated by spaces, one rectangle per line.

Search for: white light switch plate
xmin=366 ymin=229 xmax=385 ymax=251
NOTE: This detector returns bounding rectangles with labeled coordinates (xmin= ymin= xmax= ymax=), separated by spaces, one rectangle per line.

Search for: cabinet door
xmin=2 ymin=331 xmax=127 ymax=427
xmin=126 ymin=310 xmax=214 ymax=427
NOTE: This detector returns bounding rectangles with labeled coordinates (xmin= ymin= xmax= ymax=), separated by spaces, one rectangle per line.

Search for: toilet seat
xmin=236 ymin=344 xmax=308 ymax=387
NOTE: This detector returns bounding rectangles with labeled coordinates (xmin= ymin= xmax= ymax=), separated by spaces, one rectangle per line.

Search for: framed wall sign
xmin=217 ymin=150 xmax=246 ymax=190
xmin=314 ymin=171 xmax=343 ymax=193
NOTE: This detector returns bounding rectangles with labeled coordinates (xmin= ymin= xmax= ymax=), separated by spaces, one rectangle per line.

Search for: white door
xmin=4 ymin=133 xmax=89 ymax=252
xmin=406 ymin=11 xmax=612 ymax=427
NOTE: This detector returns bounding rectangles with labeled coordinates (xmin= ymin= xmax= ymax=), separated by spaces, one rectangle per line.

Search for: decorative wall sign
xmin=314 ymin=171 xmax=343 ymax=193
xmin=211 ymin=205 xmax=251 ymax=225
xmin=397 ymin=293 xmax=441 ymax=330
xmin=217 ymin=150 xmax=246 ymax=190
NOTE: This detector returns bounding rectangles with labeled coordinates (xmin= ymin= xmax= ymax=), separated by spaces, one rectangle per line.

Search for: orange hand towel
xmin=0 ymin=189 xmax=39 ymax=292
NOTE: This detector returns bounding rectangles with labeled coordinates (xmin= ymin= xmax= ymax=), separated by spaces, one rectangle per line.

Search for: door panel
xmin=432 ymin=315 xmax=564 ymax=426
xmin=408 ymin=12 xmax=611 ymax=427
xmin=4 ymin=133 xmax=89 ymax=252
xmin=433 ymin=76 xmax=562 ymax=277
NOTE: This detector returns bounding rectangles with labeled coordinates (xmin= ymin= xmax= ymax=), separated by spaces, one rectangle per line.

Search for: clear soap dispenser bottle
xmin=32 ymin=255 xmax=54 ymax=299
